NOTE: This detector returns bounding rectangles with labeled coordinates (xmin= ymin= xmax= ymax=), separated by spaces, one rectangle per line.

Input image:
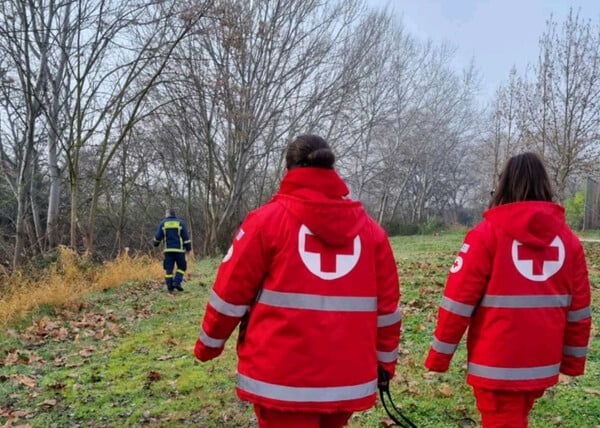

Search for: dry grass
xmin=0 ymin=247 xmax=165 ymax=325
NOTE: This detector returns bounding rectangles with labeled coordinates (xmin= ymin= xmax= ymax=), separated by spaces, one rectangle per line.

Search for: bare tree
xmin=522 ymin=10 xmax=600 ymax=199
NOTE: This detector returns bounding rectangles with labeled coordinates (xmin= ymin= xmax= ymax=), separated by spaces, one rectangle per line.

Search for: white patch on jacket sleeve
xmin=460 ymin=243 xmax=470 ymax=254
xmin=223 ymin=245 xmax=234 ymax=262
xmin=236 ymin=229 xmax=245 ymax=241
xmin=450 ymin=256 xmax=463 ymax=273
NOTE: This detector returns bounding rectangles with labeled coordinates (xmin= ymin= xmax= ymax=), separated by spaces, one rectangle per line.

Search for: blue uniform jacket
xmin=153 ymin=216 xmax=192 ymax=253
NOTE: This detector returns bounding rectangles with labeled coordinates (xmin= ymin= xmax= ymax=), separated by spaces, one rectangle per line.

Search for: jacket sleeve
xmin=425 ymin=227 xmax=492 ymax=372
xmin=560 ymin=241 xmax=592 ymax=376
xmin=195 ymin=212 xmax=269 ymax=362
xmin=375 ymin=230 xmax=401 ymax=377
xmin=153 ymin=220 xmax=164 ymax=246
xmin=180 ymin=220 xmax=192 ymax=251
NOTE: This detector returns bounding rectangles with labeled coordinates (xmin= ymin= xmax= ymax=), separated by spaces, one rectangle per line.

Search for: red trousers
xmin=473 ymin=387 xmax=545 ymax=428
xmin=254 ymin=406 xmax=352 ymax=428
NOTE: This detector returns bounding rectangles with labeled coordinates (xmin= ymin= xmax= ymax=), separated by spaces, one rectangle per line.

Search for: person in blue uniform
xmin=153 ymin=209 xmax=192 ymax=292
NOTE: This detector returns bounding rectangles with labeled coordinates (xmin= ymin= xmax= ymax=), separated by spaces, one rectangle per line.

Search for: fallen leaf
xmin=157 ymin=355 xmax=173 ymax=361
xmin=147 ymin=371 xmax=161 ymax=382
xmin=47 ymin=382 xmax=65 ymax=390
xmin=438 ymin=382 xmax=453 ymax=397
xmin=37 ymin=399 xmax=57 ymax=408
xmin=166 ymin=338 xmax=179 ymax=346
xmin=3 ymin=350 xmax=19 ymax=366
xmin=13 ymin=374 xmax=36 ymax=388
xmin=49 ymin=327 xmax=69 ymax=341
xmin=53 ymin=356 xmax=66 ymax=367
xmin=79 ymin=347 xmax=95 ymax=357
xmin=583 ymin=388 xmax=600 ymax=396
xmin=380 ymin=418 xmax=396 ymax=427
xmin=107 ymin=322 xmax=121 ymax=336
xmin=94 ymin=329 xmax=105 ymax=340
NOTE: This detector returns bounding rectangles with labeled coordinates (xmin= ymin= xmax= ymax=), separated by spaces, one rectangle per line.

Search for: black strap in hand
xmin=378 ymin=367 xmax=418 ymax=428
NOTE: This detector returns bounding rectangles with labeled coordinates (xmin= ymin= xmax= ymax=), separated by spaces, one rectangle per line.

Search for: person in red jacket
xmin=195 ymin=134 xmax=402 ymax=428
xmin=425 ymin=152 xmax=592 ymax=428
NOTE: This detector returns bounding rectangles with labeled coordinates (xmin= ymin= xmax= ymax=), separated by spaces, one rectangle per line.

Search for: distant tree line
xmin=0 ymin=1 xmax=598 ymax=268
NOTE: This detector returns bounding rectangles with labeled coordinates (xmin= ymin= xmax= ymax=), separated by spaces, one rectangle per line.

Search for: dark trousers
xmin=163 ymin=252 xmax=187 ymax=290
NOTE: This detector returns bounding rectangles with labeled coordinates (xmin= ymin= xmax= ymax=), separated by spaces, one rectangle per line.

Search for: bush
xmin=418 ymin=217 xmax=445 ymax=235
xmin=565 ymin=191 xmax=585 ymax=230
xmin=383 ymin=222 xmax=420 ymax=236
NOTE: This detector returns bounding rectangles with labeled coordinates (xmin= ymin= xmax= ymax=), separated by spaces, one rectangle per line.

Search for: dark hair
xmin=285 ymin=134 xmax=335 ymax=169
xmin=489 ymin=152 xmax=554 ymax=208
xmin=166 ymin=208 xmax=176 ymax=217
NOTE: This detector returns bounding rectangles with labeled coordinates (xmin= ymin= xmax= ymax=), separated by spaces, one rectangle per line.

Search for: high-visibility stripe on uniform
xmin=209 ymin=290 xmax=249 ymax=317
xmin=198 ymin=327 xmax=226 ymax=348
xmin=378 ymin=309 xmax=402 ymax=327
xmin=163 ymin=220 xmax=184 ymax=251
xmin=258 ymin=289 xmax=377 ymax=312
xmin=481 ymin=295 xmax=571 ymax=308
xmin=432 ymin=336 xmax=458 ymax=354
xmin=468 ymin=362 xmax=560 ymax=380
xmin=440 ymin=296 xmax=475 ymax=317
xmin=176 ymin=269 xmax=185 ymax=274
xmin=563 ymin=345 xmax=587 ymax=358
xmin=377 ymin=349 xmax=399 ymax=363
xmin=165 ymin=274 xmax=173 ymax=278
xmin=568 ymin=306 xmax=591 ymax=322
xmin=163 ymin=221 xmax=181 ymax=229
xmin=237 ymin=373 xmax=377 ymax=402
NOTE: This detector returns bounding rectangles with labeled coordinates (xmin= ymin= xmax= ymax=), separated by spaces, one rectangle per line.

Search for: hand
xmin=377 ymin=366 xmax=391 ymax=392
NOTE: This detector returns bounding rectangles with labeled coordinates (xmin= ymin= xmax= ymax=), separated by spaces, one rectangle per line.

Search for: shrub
xmin=565 ymin=191 xmax=585 ymax=230
xmin=0 ymin=247 xmax=164 ymax=325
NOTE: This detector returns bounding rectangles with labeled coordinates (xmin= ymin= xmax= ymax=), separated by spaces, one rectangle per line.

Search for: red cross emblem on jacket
xmin=511 ymin=236 xmax=565 ymax=281
xmin=298 ymin=225 xmax=361 ymax=280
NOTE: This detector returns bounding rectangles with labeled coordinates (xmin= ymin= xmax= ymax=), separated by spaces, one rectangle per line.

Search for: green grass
xmin=1 ymin=232 xmax=599 ymax=427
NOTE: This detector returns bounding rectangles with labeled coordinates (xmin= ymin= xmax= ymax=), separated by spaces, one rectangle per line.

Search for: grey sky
xmin=367 ymin=0 xmax=600 ymax=101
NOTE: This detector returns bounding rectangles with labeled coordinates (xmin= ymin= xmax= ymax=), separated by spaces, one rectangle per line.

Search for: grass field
xmin=1 ymin=232 xmax=599 ymax=427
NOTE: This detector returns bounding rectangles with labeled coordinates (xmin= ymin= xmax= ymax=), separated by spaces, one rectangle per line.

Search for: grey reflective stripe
xmin=209 ymin=290 xmax=249 ymax=317
xmin=481 ymin=295 xmax=571 ymax=308
xmin=378 ymin=309 xmax=402 ymax=327
xmin=440 ymin=296 xmax=475 ymax=317
xmin=431 ymin=337 xmax=458 ymax=355
xmin=198 ymin=328 xmax=226 ymax=348
xmin=468 ymin=363 xmax=560 ymax=380
xmin=568 ymin=307 xmax=591 ymax=322
xmin=377 ymin=348 xmax=399 ymax=363
xmin=237 ymin=373 xmax=377 ymax=402
xmin=563 ymin=345 xmax=588 ymax=358
xmin=258 ymin=289 xmax=377 ymax=312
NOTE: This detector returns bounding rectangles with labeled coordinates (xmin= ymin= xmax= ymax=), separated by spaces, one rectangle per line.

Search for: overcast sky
xmin=367 ymin=0 xmax=600 ymax=102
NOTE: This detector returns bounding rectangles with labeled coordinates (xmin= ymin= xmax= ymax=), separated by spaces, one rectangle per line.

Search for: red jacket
xmin=425 ymin=201 xmax=591 ymax=390
xmin=195 ymin=167 xmax=401 ymax=413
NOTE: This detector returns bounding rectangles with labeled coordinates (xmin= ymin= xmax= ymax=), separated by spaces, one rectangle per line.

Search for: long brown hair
xmin=489 ymin=152 xmax=554 ymax=208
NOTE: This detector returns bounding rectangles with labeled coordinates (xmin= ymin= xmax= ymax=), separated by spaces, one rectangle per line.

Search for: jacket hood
xmin=273 ymin=168 xmax=367 ymax=247
xmin=483 ymin=201 xmax=566 ymax=247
